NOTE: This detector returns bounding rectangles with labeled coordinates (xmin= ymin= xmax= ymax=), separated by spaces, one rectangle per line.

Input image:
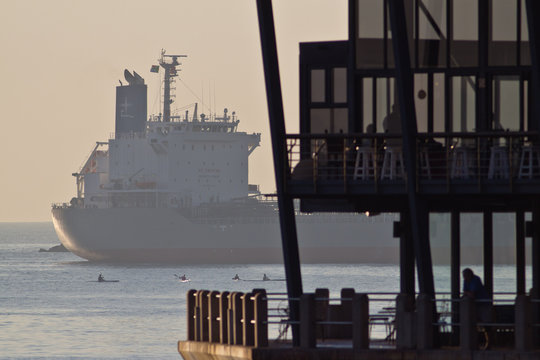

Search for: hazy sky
xmin=0 ymin=0 xmax=346 ymax=222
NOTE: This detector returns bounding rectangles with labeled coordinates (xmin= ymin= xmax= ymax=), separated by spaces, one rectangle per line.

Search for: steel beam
xmin=526 ymin=0 xmax=540 ymax=132
xmin=256 ymin=0 xmax=303 ymax=345
xmin=388 ymin=0 xmax=435 ymax=297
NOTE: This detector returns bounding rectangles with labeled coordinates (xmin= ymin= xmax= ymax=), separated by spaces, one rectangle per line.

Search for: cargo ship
xmin=51 ymin=51 xmax=514 ymax=264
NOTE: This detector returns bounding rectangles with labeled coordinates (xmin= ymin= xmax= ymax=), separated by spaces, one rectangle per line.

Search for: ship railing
xmin=184 ymin=289 xmax=540 ymax=351
xmin=51 ymin=202 xmax=71 ymax=209
xmin=286 ymin=131 xmax=540 ymax=192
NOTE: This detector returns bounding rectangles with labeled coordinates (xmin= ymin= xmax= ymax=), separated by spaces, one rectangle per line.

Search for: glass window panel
xmin=377 ymin=78 xmax=395 ymax=133
xmin=433 ymin=74 xmax=445 ymax=133
xmin=333 ymin=68 xmax=347 ymax=103
xmin=452 ymin=76 xmax=476 ymax=133
xmin=490 ymin=0 xmax=517 ymax=66
xmin=333 ymin=108 xmax=348 ymax=133
xmin=492 ymin=0 xmax=517 ymax=41
xmin=363 ymin=78 xmax=373 ymax=132
xmin=311 ymin=69 xmax=325 ymax=103
xmin=492 ymin=76 xmax=520 ymax=131
xmin=452 ymin=0 xmax=478 ymax=40
xmin=451 ymin=0 xmax=478 ymax=67
xmin=358 ymin=0 xmax=384 ymax=38
xmin=310 ymin=108 xmax=331 ymax=133
xmin=415 ymin=73 xmax=428 ymax=133
xmin=419 ymin=0 xmax=446 ymax=39
xmin=521 ymin=3 xmax=531 ymax=65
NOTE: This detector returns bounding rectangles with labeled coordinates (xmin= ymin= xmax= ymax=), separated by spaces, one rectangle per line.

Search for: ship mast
xmin=159 ymin=49 xmax=187 ymax=122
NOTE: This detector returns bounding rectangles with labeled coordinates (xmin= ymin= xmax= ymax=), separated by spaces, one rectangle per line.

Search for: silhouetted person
xmin=98 ymin=273 xmax=104 ymax=282
xmin=463 ymin=268 xmax=492 ymax=323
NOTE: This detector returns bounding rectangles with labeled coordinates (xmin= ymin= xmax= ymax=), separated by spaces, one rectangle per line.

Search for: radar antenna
xmin=159 ymin=49 xmax=187 ymax=122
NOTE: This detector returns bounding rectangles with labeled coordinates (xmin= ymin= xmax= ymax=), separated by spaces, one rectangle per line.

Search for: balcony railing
xmin=286 ymin=131 xmax=540 ymax=193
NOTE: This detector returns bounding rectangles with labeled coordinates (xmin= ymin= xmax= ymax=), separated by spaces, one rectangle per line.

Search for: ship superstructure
xmin=73 ymin=50 xmax=261 ymax=211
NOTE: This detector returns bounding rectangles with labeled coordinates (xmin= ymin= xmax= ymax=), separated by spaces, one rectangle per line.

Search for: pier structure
xmin=179 ymin=0 xmax=540 ymax=358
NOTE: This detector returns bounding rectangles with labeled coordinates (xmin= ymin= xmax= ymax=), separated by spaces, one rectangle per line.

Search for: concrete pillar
xmin=187 ymin=289 xmax=197 ymax=341
xmin=208 ymin=291 xmax=220 ymax=343
xmin=229 ymin=292 xmax=243 ymax=345
xmin=219 ymin=291 xmax=229 ymax=344
xmin=460 ymin=296 xmax=477 ymax=350
xmin=253 ymin=291 xmax=268 ymax=347
xmin=515 ymin=295 xmax=532 ymax=351
xmin=300 ymin=293 xmax=316 ymax=348
xmin=416 ymin=293 xmax=434 ymax=349
xmin=396 ymin=293 xmax=416 ymax=349
xmin=198 ymin=290 xmax=210 ymax=342
xmin=242 ymin=292 xmax=255 ymax=346
xmin=194 ymin=291 xmax=201 ymax=341
xmin=352 ymin=293 xmax=369 ymax=350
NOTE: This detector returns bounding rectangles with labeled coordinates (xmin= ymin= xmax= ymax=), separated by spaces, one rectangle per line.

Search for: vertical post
xmin=253 ymin=290 xmax=268 ymax=348
xmin=300 ymin=293 xmax=316 ymax=348
xmin=483 ymin=211 xmax=494 ymax=298
xmin=516 ymin=211 xmax=526 ymax=294
xmin=532 ymin=206 xmax=540 ymax=339
xmin=219 ymin=291 xmax=230 ymax=344
xmin=199 ymin=290 xmax=210 ymax=342
xmin=451 ymin=211 xmax=461 ymax=343
xmin=314 ymin=288 xmax=329 ymax=339
xmin=242 ymin=292 xmax=255 ymax=346
xmin=525 ymin=0 xmax=540 ymax=132
xmin=396 ymin=293 xmax=416 ymax=349
xmin=352 ymin=293 xmax=369 ymax=350
xmin=256 ymin=0 xmax=303 ymax=345
xmin=515 ymin=295 xmax=532 ymax=351
xmin=229 ymin=292 xmax=244 ymax=345
xmin=460 ymin=296 xmax=478 ymax=350
xmin=208 ymin=291 xmax=220 ymax=343
xmin=388 ymin=0 xmax=436 ymax=299
xmin=341 ymin=288 xmax=355 ymax=338
xmin=416 ymin=293 xmax=434 ymax=349
xmin=187 ymin=289 xmax=197 ymax=341
xmin=399 ymin=214 xmax=415 ymax=296
xmin=194 ymin=291 xmax=201 ymax=341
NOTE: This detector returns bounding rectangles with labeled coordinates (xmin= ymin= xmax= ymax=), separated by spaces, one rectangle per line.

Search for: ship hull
xmin=51 ymin=207 xmax=400 ymax=263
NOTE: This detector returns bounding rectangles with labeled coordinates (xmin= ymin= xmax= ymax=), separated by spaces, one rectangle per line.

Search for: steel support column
xmin=516 ymin=211 xmax=526 ymax=295
xmin=483 ymin=211 xmax=493 ymax=298
xmin=400 ymin=212 xmax=415 ymax=296
xmin=256 ymin=0 xmax=303 ymax=345
xmin=451 ymin=211 xmax=460 ymax=343
xmin=525 ymin=0 xmax=540 ymax=132
xmin=388 ymin=0 xmax=435 ymax=298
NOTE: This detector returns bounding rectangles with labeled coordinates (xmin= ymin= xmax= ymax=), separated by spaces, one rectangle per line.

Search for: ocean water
xmin=0 ymin=223 xmax=531 ymax=359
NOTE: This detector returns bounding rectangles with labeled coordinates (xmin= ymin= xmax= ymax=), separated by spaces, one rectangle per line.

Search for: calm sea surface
xmin=0 ymin=222 xmax=531 ymax=359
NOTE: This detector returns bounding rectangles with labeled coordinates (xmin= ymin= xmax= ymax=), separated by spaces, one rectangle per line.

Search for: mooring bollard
xmin=253 ymin=290 xmax=268 ymax=347
xmin=187 ymin=289 xmax=197 ymax=341
xmin=300 ymin=293 xmax=316 ymax=348
xmin=208 ymin=291 xmax=220 ymax=343
xmin=219 ymin=291 xmax=230 ymax=344
xmin=352 ymin=293 xmax=369 ymax=350
xmin=460 ymin=296 xmax=477 ymax=350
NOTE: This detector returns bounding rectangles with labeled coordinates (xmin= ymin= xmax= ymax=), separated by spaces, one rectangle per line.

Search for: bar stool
xmin=488 ymin=146 xmax=509 ymax=179
xmin=451 ymin=147 xmax=473 ymax=179
xmin=381 ymin=147 xmax=405 ymax=180
xmin=353 ymin=147 xmax=375 ymax=180
xmin=518 ymin=145 xmax=540 ymax=179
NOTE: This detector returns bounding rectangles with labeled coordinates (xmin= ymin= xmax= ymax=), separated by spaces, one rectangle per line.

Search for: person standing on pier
xmin=462 ymin=268 xmax=492 ymax=322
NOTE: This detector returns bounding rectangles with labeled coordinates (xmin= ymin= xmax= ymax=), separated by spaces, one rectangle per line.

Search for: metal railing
xmin=287 ymin=131 xmax=540 ymax=191
xmin=184 ymin=288 xmax=540 ymax=351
